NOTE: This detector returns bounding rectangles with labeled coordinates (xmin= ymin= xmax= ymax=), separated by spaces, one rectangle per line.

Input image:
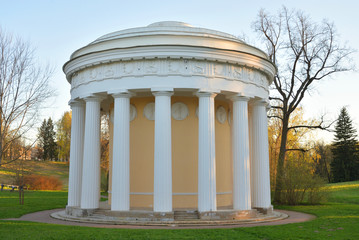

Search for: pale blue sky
xmin=1 ymin=0 xmax=358 ymax=143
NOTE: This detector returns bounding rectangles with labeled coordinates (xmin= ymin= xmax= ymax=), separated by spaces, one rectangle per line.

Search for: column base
xmin=63 ymin=205 xmax=275 ymax=222
xmin=65 ymin=205 xmax=174 ymax=221
xmin=65 ymin=205 xmax=97 ymax=217
xmin=253 ymin=205 xmax=274 ymax=215
xmin=198 ymin=209 xmax=257 ymax=220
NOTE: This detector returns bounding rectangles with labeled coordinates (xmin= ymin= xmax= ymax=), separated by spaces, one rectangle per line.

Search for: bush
xmin=279 ymin=159 xmax=327 ymax=205
xmin=23 ymin=175 xmax=63 ymax=190
xmin=306 ymin=175 xmax=328 ymax=204
xmin=101 ymin=169 xmax=109 ymax=193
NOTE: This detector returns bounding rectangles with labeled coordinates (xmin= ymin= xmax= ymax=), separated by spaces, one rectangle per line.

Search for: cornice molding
xmin=64 ymin=46 xmax=275 ymax=83
xmin=70 ymin=58 xmax=271 ymax=93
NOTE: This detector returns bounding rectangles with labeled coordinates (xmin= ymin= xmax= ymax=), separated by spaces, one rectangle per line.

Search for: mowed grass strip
xmin=0 ymin=182 xmax=358 ymax=239
xmin=0 ymin=191 xmax=67 ymax=219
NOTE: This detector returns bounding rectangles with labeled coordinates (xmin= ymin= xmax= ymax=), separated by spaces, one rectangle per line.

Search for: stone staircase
xmin=174 ymin=210 xmax=199 ymax=221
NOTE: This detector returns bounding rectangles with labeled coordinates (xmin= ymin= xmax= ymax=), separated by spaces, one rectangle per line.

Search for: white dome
xmin=147 ymin=21 xmax=193 ymax=27
xmin=85 ymin=21 xmax=242 ymax=49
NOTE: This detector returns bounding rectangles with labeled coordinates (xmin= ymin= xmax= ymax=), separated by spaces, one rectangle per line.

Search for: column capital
xmin=229 ymin=95 xmax=251 ymax=102
xmin=196 ymin=91 xmax=218 ymax=98
xmin=109 ymin=89 xmax=134 ymax=98
xmin=151 ymin=87 xmax=174 ymax=92
xmin=68 ymin=99 xmax=85 ymax=107
xmin=81 ymin=94 xmax=106 ymax=103
xmin=250 ymin=98 xmax=269 ymax=107
xmin=152 ymin=91 xmax=173 ymax=97
xmin=112 ymin=92 xmax=133 ymax=99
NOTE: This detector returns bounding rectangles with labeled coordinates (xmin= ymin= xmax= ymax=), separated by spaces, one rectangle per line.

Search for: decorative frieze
xmin=71 ymin=59 xmax=269 ymax=90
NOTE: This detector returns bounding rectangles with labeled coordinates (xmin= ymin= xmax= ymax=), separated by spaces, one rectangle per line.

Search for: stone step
xmin=174 ymin=210 xmax=199 ymax=220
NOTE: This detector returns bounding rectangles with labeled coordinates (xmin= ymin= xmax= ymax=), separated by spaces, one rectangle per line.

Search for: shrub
xmin=306 ymin=175 xmax=328 ymax=204
xmin=101 ymin=169 xmax=109 ymax=193
xmin=280 ymin=159 xmax=327 ymax=205
xmin=23 ymin=175 xmax=62 ymax=190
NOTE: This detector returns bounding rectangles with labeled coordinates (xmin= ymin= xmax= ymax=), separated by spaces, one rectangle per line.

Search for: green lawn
xmin=0 ymin=160 xmax=69 ymax=189
xmin=0 ymin=181 xmax=358 ymax=239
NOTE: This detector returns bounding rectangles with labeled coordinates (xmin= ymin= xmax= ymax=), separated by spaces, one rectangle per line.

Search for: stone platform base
xmin=51 ymin=204 xmax=286 ymax=226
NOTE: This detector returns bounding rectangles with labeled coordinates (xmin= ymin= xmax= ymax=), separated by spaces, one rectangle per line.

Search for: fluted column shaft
xmin=197 ymin=92 xmax=217 ymax=212
xmin=251 ymin=100 xmax=271 ymax=208
xmin=80 ymin=96 xmax=102 ymax=209
xmin=153 ymin=91 xmax=173 ymax=212
xmin=232 ymin=96 xmax=251 ymax=210
xmin=67 ymin=100 xmax=85 ymax=207
xmin=111 ymin=92 xmax=131 ymax=211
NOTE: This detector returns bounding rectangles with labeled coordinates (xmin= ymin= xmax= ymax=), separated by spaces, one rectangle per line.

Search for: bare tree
xmin=253 ymin=7 xmax=355 ymax=203
xmin=0 ymin=28 xmax=54 ymax=165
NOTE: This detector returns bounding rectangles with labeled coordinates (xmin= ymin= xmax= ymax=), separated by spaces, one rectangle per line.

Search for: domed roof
xmin=89 ymin=21 xmax=242 ymax=46
xmin=147 ymin=21 xmax=193 ymax=27
xmin=68 ymin=21 xmax=270 ymax=61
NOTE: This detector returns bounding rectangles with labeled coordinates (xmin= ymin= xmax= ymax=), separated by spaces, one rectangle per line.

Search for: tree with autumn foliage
xmin=268 ymin=107 xmax=328 ymax=204
xmin=100 ymin=114 xmax=110 ymax=192
xmin=56 ymin=111 xmax=72 ymax=162
xmin=268 ymin=107 xmax=316 ymax=187
xmin=254 ymin=7 xmax=354 ymax=203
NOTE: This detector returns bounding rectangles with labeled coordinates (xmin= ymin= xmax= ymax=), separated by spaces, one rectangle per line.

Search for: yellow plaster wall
xmin=108 ymin=96 xmax=233 ymax=209
xmin=108 ymin=108 xmax=113 ymax=205
xmin=215 ymin=100 xmax=233 ymax=207
xmin=171 ymin=96 xmax=199 ymax=208
xmin=130 ymin=97 xmax=155 ymax=208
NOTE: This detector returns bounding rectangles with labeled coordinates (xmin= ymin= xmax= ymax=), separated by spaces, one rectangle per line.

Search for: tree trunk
xmin=0 ymin=105 xmax=2 ymax=166
xmin=274 ymin=115 xmax=289 ymax=203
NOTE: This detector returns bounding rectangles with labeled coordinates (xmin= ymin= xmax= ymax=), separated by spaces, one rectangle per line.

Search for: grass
xmin=0 ymin=160 xmax=69 ymax=189
xmin=0 ymin=191 xmax=67 ymax=219
xmin=0 ymin=181 xmax=358 ymax=239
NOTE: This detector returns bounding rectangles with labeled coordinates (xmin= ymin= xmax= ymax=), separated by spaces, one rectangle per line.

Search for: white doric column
xmin=80 ymin=95 xmax=103 ymax=209
xmin=111 ymin=91 xmax=131 ymax=211
xmin=248 ymin=106 xmax=254 ymax=206
xmin=67 ymin=100 xmax=85 ymax=207
xmin=251 ymin=99 xmax=271 ymax=209
xmin=153 ymin=90 xmax=173 ymax=212
xmin=197 ymin=91 xmax=217 ymax=212
xmin=231 ymin=95 xmax=251 ymax=210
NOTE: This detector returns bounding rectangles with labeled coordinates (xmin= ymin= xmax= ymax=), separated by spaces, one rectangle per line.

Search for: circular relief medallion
xmin=216 ymin=106 xmax=227 ymax=124
xmin=171 ymin=102 xmax=189 ymax=120
xmin=130 ymin=104 xmax=137 ymax=121
xmin=143 ymin=102 xmax=155 ymax=120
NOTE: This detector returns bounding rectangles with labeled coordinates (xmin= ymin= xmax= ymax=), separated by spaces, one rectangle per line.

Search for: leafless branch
xmin=286 ymin=148 xmax=307 ymax=153
xmin=0 ymin=28 xmax=55 ymax=165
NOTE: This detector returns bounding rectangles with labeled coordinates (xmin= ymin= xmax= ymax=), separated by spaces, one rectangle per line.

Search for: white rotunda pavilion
xmin=60 ymin=21 xmax=278 ymax=222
